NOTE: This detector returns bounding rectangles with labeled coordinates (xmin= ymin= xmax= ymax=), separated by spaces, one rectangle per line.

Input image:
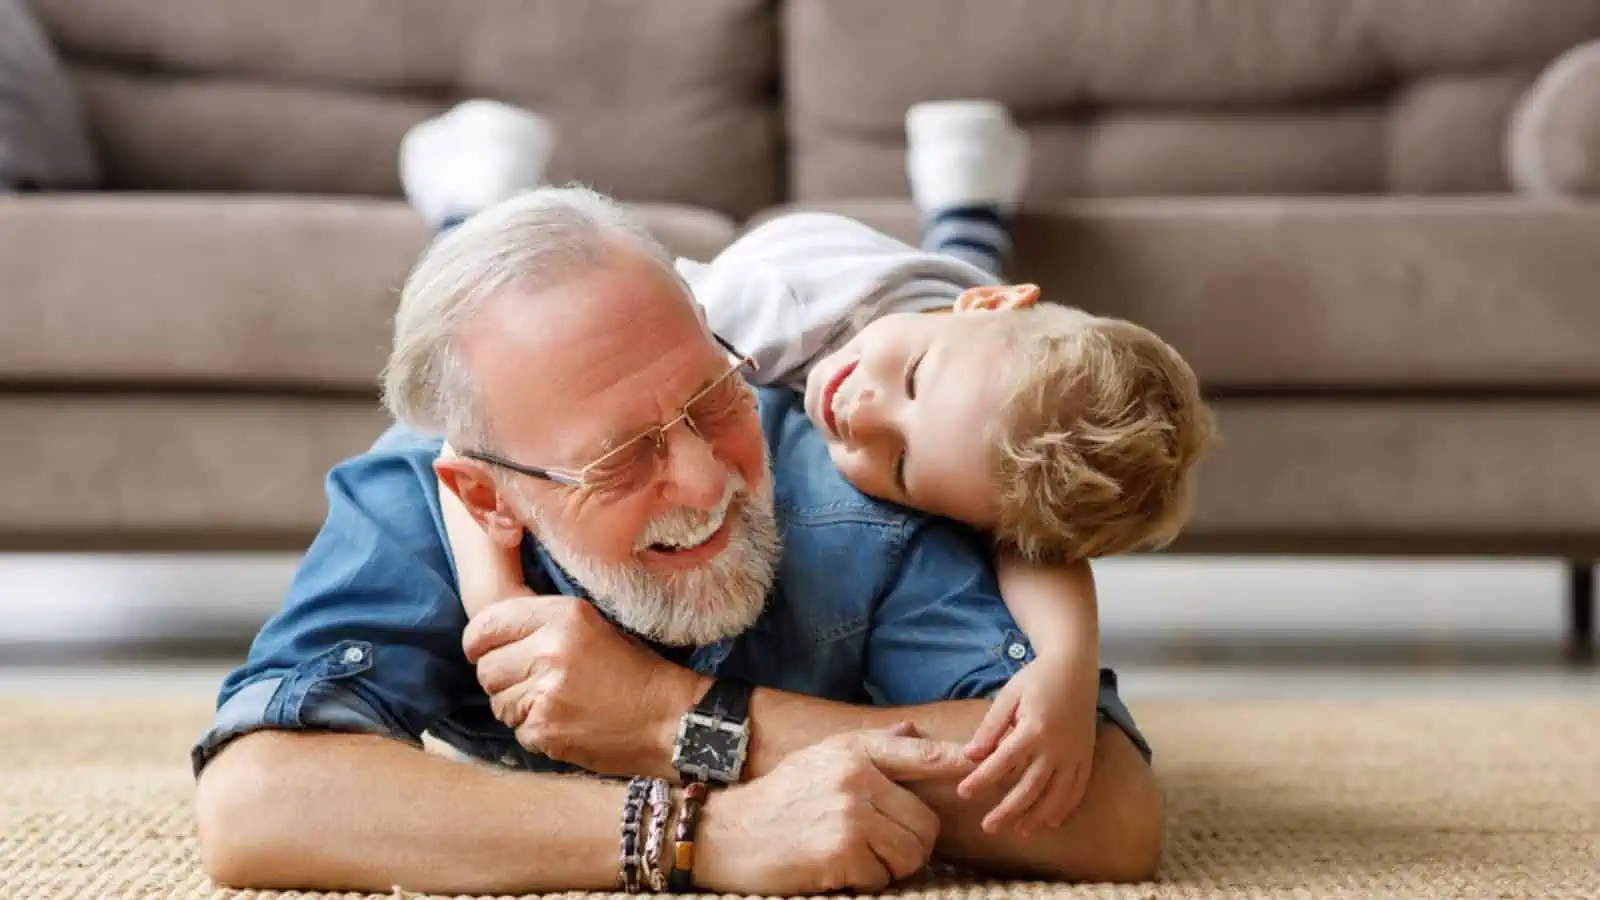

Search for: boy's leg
xmin=399 ymin=99 xmax=557 ymax=235
xmin=905 ymin=100 xmax=1029 ymax=278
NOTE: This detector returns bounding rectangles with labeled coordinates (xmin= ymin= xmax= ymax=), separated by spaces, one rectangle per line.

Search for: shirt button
xmin=1006 ymin=642 xmax=1028 ymax=661
xmin=342 ymin=646 xmax=366 ymax=664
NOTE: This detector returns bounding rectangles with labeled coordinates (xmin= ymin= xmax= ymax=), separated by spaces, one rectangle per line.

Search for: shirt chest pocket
xmin=776 ymin=512 xmax=903 ymax=642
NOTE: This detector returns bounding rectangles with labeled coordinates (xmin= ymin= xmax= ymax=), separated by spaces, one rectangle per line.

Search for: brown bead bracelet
xmin=667 ymin=780 xmax=710 ymax=892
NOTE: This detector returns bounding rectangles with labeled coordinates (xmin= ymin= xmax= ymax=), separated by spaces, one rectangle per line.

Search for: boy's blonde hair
xmin=989 ymin=305 xmax=1216 ymax=563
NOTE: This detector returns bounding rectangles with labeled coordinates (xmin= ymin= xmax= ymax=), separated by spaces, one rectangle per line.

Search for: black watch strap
xmin=693 ymin=676 xmax=752 ymax=724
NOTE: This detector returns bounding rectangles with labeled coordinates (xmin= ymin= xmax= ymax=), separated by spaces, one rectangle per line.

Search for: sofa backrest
xmin=30 ymin=0 xmax=782 ymax=218
xmin=787 ymin=0 xmax=1600 ymax=202
xmin=32 ymin=0 xmax=1600 ymax=212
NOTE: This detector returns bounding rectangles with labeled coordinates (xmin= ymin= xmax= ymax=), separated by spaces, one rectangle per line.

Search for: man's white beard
xmin=520 ymin=470 xmax=781 ymax=647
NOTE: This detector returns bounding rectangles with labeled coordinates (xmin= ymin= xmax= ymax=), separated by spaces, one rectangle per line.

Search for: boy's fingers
xmin=965 ymin=695 xmax=1018 ymax=761
xmin=1045 ymin=763 xmax=1091 ymax=829
xmin=982 ymin=760 xmax=1053 ymax=835
xmin=1022 ymin=762 xmax=1084 ymax=835
xmin=958 ymin=730 xmax=1028 ymax=799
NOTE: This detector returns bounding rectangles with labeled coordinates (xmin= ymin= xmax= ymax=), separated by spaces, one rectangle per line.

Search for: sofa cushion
xmin=767 ymin=198 xmax=1600 ymax=391
xmin=785 ymin=0 xmax=1600 ymax=201
xmin=1185 ymin=399 xmax=1600 ymax=551
xmin=0 ymin=395 xmax=390 ymax=548
xmin=29 ymin=0 xmax=780 ymax=218
xmin=0 ymin=195 xmax=738 ymax=389
xmin=0 ymin=0 xmax=97 ymax=188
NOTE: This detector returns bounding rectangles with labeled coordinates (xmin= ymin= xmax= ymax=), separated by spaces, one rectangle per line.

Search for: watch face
xmin=682 ymin=721 xmax=745 ymax=777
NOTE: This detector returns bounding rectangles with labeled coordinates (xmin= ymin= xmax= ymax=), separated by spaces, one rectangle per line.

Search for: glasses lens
xmin=586 ymin=435 xmax=659 ymax=493
xmin=687 ymin=369 xmax=746 ymax=428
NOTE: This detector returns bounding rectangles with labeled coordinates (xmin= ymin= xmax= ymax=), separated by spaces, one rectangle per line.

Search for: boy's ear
xmin=954 ymin=283 xmax=1042 ymax=313
xmin=435 ymin=455 xmax=526 ymax=549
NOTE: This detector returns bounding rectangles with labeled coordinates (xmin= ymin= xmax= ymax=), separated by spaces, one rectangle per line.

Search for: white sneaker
xmin=905 ymin=100 xmax=1029 ymax=214
xmin=399 ymin=99 xmax=557 ymax=227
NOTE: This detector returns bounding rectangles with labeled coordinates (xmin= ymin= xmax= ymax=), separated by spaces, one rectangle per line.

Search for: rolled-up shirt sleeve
xmin=191 ymin=427 xmax=480 ymax=777
xmin=863 ymin=518 xmax=1034 ymax=705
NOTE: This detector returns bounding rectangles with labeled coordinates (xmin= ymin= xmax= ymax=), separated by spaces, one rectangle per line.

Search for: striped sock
xmin=921 ymin=203 xmax=1013 ymax=278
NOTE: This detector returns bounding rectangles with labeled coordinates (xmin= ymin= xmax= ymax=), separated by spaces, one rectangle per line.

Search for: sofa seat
xmin=0 ymin=195 xmax=738 ymax=391
xmin=1188 ymin=398 xmax=1600 ymax=554
xmin=0 ymin=394 xmax=390 ymax=548
xmin=779 ymin=198 xmax=1600 ymax=393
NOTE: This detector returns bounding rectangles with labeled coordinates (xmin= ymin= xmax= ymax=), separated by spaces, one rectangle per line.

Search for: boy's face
xmin=803 ymin=292 xmax=1034 ymax=529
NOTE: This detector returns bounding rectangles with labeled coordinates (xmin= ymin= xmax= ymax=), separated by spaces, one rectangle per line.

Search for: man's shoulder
xmin=322 ymin=423 xmax=450 ymax=551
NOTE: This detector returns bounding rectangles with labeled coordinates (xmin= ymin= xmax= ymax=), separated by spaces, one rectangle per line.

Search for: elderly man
xmin=191 ymin=187 xmax=1164 ymax=896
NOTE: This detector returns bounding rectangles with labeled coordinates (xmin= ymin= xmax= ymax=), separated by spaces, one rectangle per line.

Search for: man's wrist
xmin=686 ymin=784 xmax=741 ymax=893
xmin=653 ymin=667 xmax=713 ymax=779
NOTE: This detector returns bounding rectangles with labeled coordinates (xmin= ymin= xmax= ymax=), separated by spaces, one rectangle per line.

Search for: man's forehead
xmin=463 ymin=276 xmax=724 ymax=460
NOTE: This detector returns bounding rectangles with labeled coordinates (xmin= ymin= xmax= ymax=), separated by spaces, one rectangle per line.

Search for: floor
xmin=2 ymin=553 xmax=1595 ymax=700
xmin=4 ymin=659 xmax=1598 ymax=703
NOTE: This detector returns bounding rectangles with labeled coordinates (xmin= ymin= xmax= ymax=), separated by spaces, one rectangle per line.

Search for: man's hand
xmin=462 ymin=595 xmax=703 ymax=777
xmin=696 ymin=724 xmax=974 ymax=895
xmin=957 ymin=657 xmax=1098 ymax=836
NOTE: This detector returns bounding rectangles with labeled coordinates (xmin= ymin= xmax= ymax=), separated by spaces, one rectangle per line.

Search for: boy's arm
xmin=438 ymin=444 xmax=530 ymax=618
xmin=995 ymin=556 xmax=1100 ymax=673
xmin=953 ymin=556 xmax=1104 ymax=834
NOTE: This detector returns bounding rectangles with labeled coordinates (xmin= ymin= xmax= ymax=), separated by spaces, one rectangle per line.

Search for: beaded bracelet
xmin=620 ymin=776 xmax=650 ymax=893
xmin=643 ymin=778 xmax=672 ymax=892
xmin=667 ymin=780 xmax=710 ymax=892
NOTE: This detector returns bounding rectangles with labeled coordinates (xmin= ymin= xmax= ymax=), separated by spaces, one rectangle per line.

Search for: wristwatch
xmin=671 ymin=677 xmax=753 ymax=784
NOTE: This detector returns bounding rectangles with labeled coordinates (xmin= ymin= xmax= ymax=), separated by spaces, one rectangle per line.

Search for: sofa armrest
xmin=1509 ymin=40 xmax=1600 ymax=199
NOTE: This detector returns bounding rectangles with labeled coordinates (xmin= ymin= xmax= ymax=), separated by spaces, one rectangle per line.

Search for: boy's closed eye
xmin=893 ymin=350 xmax=927 ymax=493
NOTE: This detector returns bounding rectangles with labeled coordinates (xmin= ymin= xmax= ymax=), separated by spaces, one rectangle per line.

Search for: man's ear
xmin=435 ymin=455 xmax=526 ymax=549
xmin=953 ymin=283 xmax=1042 ymax=313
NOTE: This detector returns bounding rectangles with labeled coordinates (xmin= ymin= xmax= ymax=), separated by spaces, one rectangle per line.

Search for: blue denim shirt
xmin=192 ymin=387 xmax=1039 ymax=775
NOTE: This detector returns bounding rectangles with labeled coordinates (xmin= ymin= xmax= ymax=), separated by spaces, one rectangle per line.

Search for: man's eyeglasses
xmin=459 ymin=333 xmax=758 ymax=495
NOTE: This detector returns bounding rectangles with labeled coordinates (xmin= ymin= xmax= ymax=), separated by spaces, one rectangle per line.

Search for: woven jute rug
xmin=1 ymin=694 xmax=1596 ymax=900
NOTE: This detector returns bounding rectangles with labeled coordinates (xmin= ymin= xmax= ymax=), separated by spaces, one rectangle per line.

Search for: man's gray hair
xmin=381 ymin=185 xmax=676 ymax=446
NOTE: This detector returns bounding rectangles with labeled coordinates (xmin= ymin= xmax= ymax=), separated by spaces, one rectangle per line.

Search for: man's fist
xmin=463 ymin=594 xmax=699 ymax=777
xmin=695 ymin=724 xmax=974 ymax=895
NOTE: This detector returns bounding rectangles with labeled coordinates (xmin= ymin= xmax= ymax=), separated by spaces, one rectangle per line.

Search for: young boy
xmin=402 ymin=99 xmax=1216 ymax=837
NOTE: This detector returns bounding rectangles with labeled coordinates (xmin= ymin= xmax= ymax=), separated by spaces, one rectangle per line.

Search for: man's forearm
xmin=741 ymin=690 xmax=1120 ymax=877
xmin=195 ymin=731 xmax=626 ymax=895
xmin=744 ymin=687 xmax=987 ymax=777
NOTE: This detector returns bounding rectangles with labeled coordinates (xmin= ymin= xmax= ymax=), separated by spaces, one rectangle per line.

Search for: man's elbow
xmin=193 ymin=732 xmax=302 ymax=889
xmin=1054 ymin=769 xmax=1166 ymax=884
xmin=1090 ymin=794 xmax=1165 ymax=883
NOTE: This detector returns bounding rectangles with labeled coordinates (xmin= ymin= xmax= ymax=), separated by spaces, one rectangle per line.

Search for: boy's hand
xmin=957 ymin=656 xmax=1098 ymax=835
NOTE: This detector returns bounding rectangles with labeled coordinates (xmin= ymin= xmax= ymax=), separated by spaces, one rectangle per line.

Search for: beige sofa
xmin=5 ymin=0 xmax=1598 ymax=653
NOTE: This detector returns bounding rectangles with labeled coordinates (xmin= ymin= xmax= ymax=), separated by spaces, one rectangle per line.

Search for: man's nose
xmin=658 ymin=421 xmax=726 ymax=510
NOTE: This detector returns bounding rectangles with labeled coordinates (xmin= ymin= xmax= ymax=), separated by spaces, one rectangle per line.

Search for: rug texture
xmin=1 ymin=694 xmax=1596 ymax=899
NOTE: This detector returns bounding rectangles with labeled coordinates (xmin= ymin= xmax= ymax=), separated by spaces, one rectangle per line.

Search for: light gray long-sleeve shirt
xmin=676 ymin=212 xmax=1001 ymax=391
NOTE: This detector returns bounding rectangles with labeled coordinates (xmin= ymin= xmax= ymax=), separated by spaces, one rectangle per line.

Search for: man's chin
xmin=648 ymin=595 xmax=767 ymax=648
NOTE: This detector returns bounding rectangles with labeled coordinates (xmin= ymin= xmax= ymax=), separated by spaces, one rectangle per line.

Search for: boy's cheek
xmin=830 ymin=446 xmax=887 ymax=500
